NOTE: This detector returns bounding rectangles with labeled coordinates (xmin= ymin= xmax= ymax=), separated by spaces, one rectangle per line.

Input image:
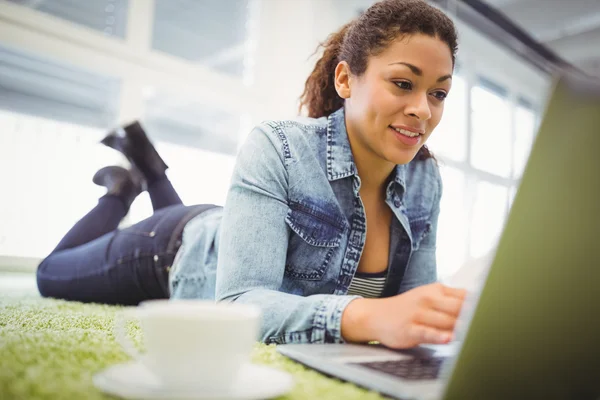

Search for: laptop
xmin=277 ymin=72 xmax=600 ymax=400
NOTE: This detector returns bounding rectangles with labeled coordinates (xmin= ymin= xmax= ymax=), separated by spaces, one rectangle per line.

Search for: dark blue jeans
xmin=37 ymin=178 xmax=214 ymax=305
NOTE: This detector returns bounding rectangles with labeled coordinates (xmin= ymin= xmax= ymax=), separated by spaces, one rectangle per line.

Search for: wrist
xmin=341 ymin=298 xmax=376 ymax=343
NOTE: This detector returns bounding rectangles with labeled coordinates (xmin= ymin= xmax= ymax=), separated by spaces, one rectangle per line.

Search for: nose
xmin=404 ymin=92 xmax=431 ymax=121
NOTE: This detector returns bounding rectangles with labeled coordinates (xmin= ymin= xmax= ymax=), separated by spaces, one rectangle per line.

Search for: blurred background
xmin=0 ymin=0 xmax=598 ymax=285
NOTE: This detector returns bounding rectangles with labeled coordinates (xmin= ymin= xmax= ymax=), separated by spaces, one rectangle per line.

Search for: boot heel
xmin=100 ymin=121 xmax=168 ymax=184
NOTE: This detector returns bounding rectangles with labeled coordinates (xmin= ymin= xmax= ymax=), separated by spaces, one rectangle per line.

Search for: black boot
xmin=93 ymin=166 xmax=145 ymax=209
xmin=101 ymin=121 xmax=168 ymax=184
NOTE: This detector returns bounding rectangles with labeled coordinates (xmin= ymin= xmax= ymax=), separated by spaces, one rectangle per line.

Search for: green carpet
xmin=0 ymin=295 xmax=386 ymax=400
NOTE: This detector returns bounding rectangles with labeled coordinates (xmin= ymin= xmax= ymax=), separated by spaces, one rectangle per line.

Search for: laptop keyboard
xmin=351 ymin=357 xmax=446 ymax=381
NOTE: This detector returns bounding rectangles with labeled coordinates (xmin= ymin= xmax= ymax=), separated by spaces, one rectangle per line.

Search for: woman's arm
xmin=215 ymin=123 xmax=361 ymax=344
xmin=340 ymin=168 xmax=467 ymax=348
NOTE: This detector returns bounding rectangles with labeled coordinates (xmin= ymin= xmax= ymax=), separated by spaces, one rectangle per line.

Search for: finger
xmin=414 ymin=309 xmax=458 ymax=331
xmin=409 ymin=324 xmax=453 ymax=345
xmin=431 ymin=296 xmax=464 ymax=317
xmin=442 ymin=286 xmax=467 ymax=300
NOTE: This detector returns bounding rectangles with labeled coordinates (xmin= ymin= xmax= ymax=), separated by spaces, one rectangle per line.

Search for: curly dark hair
xmin=299 ymin=0 xmax=458 ymax=160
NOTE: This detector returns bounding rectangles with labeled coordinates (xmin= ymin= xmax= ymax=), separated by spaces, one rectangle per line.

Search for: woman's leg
xmin=37 ymin=204 xmax=195 ymax=305
xmin=147 ymin=177 xmax=183 ymax=211
xmin=51 ymin=195 xmax=127 ymax=253
xmin=51 ymin=166 xmax=142 ymax=253
xmin=101 ymin=121 xmax=183 ymax=211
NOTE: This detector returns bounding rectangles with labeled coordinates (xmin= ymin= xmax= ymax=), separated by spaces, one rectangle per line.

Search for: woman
xmin=38 ymin=0 xmax=466 ymax=349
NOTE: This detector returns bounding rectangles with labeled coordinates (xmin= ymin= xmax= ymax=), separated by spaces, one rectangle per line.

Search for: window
xmin=427 ymin=74 xmax=468 ymax=162
xmin=436 ymin=165 xmax=468 ymax=277
xmin=5 ymin=0 xmax=129 ymax=38
xmin=0 ymin=46 xmax=120 ymax=128
xmin=0 ymin=1 xmax=256 ymax=266
xmin=469 ymin=181 xmax=508 ymax=259
xmin=0 ymin=110 xmax=122 ymax=258
xmin=0 ymin=45 xmax=122 ymax=258
xmin=513 ymin=99 xmax=537 ymax=178
xmin=470 ymin=78 xmax=512 ymax=178
xmin=152 ymin=0 xmax=254 ymax=78
xmin=143 ymin=89 xmax=242 ymax=156
xmin=430 ymin=73 xmax=541 ymax=280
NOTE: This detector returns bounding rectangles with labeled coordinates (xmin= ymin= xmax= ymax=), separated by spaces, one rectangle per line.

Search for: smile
xmin=390 ymin=126 xmax=421 ymax=138
xmin=389 ymin=125 xmax=423 ymax=147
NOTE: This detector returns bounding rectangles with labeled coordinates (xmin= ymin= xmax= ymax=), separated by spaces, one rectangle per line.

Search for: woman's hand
xmin=341 ymin=283 xmax=467 ymax=348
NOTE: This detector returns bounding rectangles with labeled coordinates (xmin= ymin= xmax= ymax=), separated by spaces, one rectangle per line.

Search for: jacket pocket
xmin=284 ymin=202 xmax=346 ymax=280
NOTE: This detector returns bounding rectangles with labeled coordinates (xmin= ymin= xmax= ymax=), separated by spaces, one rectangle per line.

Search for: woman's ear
xmin=334 ymin=61 xmax=352 ymax=99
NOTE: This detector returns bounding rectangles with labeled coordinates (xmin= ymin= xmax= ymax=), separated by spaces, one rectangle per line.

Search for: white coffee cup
xmin=113 ymin=299 xmax=261 ymax=391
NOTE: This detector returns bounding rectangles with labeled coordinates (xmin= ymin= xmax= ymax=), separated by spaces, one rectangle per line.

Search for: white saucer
xmin=93 ymin=361 xmax=294 ymax=400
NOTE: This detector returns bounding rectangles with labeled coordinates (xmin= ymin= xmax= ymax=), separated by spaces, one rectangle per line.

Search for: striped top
xmin=347 ymin=269 xmax=388 ymax=298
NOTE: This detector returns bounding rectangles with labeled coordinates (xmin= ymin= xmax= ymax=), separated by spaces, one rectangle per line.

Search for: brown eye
xmin=395 ymin=81 xmax=413 ymax=91
xmin=432 ymin=91 xmax=448 ymax=101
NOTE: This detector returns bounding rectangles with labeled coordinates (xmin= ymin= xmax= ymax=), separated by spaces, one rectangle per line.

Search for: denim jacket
xmin=169 ymin=108 xmax=442 ymax=345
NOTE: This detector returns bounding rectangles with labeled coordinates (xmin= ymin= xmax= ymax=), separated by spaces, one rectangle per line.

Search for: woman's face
xmin=338 ymin=33 xmax=454 ymax=166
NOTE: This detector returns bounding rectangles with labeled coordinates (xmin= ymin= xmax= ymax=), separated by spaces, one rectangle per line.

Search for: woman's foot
xmin=93 ymin=166 xmax=145 ymax=209
xmin=100 ymin=121 xmax=168 ymax=184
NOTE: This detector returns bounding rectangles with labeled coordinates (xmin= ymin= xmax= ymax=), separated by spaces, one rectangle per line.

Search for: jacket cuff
xmin=312 ymin=295 xmax=363 ymax=343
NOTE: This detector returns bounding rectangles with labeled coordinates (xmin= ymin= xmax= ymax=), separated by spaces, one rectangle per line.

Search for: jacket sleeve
xmin=215 ymin=123 xmax=360 ymax=344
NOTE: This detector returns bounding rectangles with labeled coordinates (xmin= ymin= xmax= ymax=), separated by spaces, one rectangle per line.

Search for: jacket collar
xmin=326 ymin=107 xmax=407 ymax=193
